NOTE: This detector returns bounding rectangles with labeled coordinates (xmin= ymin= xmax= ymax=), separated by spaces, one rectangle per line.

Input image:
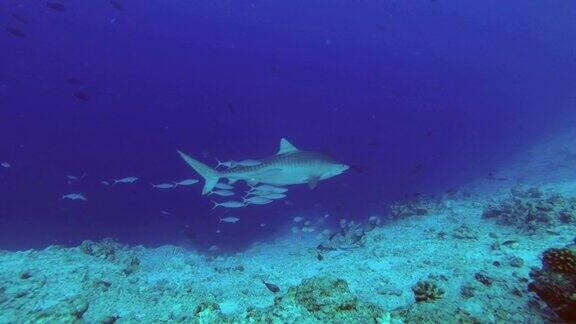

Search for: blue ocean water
xmin=1 ymin=0 xmax=575 ymax=254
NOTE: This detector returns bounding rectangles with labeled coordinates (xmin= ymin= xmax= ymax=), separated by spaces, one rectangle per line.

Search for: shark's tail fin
xmin=177 ymin=150 xmax=220 ymax=195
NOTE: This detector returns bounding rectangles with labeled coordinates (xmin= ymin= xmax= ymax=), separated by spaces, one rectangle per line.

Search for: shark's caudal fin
xmin=177 ymin=150 xmax=220 ymax=195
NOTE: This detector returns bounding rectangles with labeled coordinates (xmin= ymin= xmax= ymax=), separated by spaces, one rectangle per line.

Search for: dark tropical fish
xmin=5 ymin=27 xmax=25 ymax=38
xmin=11 ymin=14 xmax=29 ymax=24
xmin=262 ymin=280 xmax=280 ymax=293
xmin=182 ymin=228 xmax=198 ymax=243
xmin=410 ymin=163 xmax=424 ymax=175
xmin=73 ymin=91 xmax=90 ymax=101
xmin=486 ymin=172 xmax=508 ymax=181
xmin=227 ymin=101 xmax=236 ymax=114
xmin=65 ymin=77 xmax=82 ymax=85
xmin=47 ymin=2 xmax=66 ymax=12
xmin=109 ymin=0 xmax=125 ymax=11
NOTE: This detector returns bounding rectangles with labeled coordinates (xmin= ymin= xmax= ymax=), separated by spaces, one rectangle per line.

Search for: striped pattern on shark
xmin=177 ymin=138 xmax=349 ymax=195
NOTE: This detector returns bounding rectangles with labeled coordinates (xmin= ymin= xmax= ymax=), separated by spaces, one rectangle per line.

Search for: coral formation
xmin=389 ymin=198 xmax=436 ymax=220
xmin=317 ymin=221 xmax=367 ymax=251
xmin=529 ymin=244 xmax=576 ymax=321
xmin=80 ymin=239 xmax=140 ymax=275
xmin=393 ymin=302 xmax=481 ymax=324
xmin=188 ymin=276 xmax=393 ymax=323
xmin=411 ymin=280 xmax=445 ymax=302
xmin=542 ymin=246 xmax=576 ymax=274
xmin=482 ymin=187 xmax=576 ymax=232
xmin=474 ymin=272 xmax=494 ymax=286
xmin=243 ymin=276 xmax=390 ymax=322
xmin=451 ymin=224 xmax=478 ymax=240
xmin=31 ymin=297 xmax=89 ymax=323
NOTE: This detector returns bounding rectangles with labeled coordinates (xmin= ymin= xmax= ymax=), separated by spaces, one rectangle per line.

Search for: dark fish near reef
xmin=65 ymin=77 xmax=82 ymax=85
xmin=47 ymin=2 xmax=66 ymax=12
xmin=73 ymin=91 xmax=90 ymax=101
xmin=109 ymin=0 xmax=125 ymax=11
xmin=262 ymin=280 xmax=280 ymax=293
xmin=410 ymin=163 xmax=424 ymax=175
xmin=227 ymin=101 xmax=236 ymax=114
xmin=182 ymin=228 xmax=198 ymax=244
xmin=11 ymin=14 xmax=29 ymax=24
xmin=5 ymin=27 xmax=26 ymax=38
xmin=486 ymin=172 xmax=508 ymax=181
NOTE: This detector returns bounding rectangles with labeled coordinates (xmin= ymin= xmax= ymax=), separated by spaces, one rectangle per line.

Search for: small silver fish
xmin=262 ymin=193 xmax=287 ymax=200
xmin=62 ymin=193 xmax=87 ymax=201
xmin=66 ymin=175 xmax=79 ymax=181
xmin=248 ymin=184 xmax=288 ymax=194
xmin=152 ymin=183 xmax=175 ymax=189
xmin=237 ymin=159 xmax=262 ymax=166
xmin=214 ymin=183 xmax=234 ymax=190
xmin=293 ymin=216 xmax=305 ymax=223
xmin=216 ymin=159 xmax=237 ymax=168
xmin=113 ymin=177 xmax=139 ymax=184
xmin=101 ymin=181 xmax=110 ymax=186
xmin=243 ymin=196 xmax=273 ymax=205
xmin=212 ymin=200 xmax=245 ymax=209
xmin=210 ymin=190 xmax=235 ymax=197
xmin=219 ymin=216 xmax=241 ymax=223
xmin=175 ymin=179 xmax=198 ymax=186
xmin=1 ymin=162 xmax=11 ymax=168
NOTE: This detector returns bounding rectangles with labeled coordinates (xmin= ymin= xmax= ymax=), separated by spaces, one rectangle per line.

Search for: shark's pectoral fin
xmin=308 ymin=176 xmax=320 ymax=189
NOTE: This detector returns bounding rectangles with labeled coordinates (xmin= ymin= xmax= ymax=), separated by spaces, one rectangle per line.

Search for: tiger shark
xmin=177 ymin=138 xmax=349 ymax=195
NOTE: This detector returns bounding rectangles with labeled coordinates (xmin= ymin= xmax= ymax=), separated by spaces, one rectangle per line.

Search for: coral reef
xmin=542 ymin=246 xmax=576 ymax=274
xmin=411 ymin=280 xmax=445 ymax=302
xmin=389 ymin=198 xmax=437 ymax=220
xmin=80 ymin=239 xmax=140 ymax=275
xmin=31 ymin=297 xmax=89 ymax=323
xmin=529 ymin=244 xmax=576 ymax=321
xmin=317 ymin=221 xmax=367 ymax=251
xmin=482 ymin=187 xmax=576 ymax=232
xmin=189 ymin=276 xmax=393 ymax=323
xmin=393 ymin=302 xmax=481 ymax=324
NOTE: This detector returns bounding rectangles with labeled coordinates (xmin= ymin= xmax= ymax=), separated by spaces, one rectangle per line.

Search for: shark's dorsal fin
xmin=277 ymin=138 xmax=298 ymax=155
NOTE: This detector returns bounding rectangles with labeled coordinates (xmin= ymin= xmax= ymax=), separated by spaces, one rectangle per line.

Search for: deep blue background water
xmin=1 ymin=0 xmax=575 ymax=251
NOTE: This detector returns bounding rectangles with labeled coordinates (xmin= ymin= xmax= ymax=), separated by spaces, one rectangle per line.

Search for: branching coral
xmin=412 ymin=280 xmax=445 ymax=303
